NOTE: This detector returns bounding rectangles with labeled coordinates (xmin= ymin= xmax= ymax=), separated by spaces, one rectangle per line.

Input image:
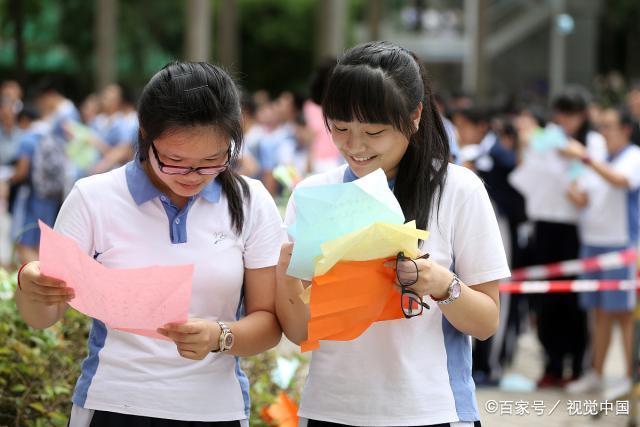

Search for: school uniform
xmin=509 ymin=130 xmax=607 ymax=382
xmin=284 ymin=164 xmax=510 ymax=427
xmin=59 ymin=160 xmax=283 ymax=426
xmin=577 ymin=143 xmax=640 ymax=311
xmin=10 ymin=122 xmax=61 ymax=246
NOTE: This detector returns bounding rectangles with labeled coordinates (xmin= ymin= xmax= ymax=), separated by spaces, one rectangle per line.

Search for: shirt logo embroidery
xmin=213 ymin=232 xmax=226 ymax=245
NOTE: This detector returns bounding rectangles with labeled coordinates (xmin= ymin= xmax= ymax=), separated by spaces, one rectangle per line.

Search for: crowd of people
xmin=3 ymin=42 xmax=640 ymax=426
xmin=451 ymin=84 xmax=640 ymax=397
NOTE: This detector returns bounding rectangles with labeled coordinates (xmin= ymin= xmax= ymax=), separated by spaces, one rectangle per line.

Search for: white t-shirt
xmin=284 ymin=164 xmax=510 ymax=426
xmin=58 ymin=160 xmax=282 ymax=422
xmin=509 ymin=130 xmax=607 ymax=223
xmin=578 ymin=144 xmax=640 ymax=246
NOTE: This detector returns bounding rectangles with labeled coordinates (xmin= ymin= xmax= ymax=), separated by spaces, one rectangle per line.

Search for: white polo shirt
xmin=285 ymin=164 xmax=510 ymax=426
xmin=509 ymin=130 xmax=607 ymax=223
xmin=57 ymin=160 xmax=282 ymax=422
xmin=578 ymin=144 xmax=640 ymax=246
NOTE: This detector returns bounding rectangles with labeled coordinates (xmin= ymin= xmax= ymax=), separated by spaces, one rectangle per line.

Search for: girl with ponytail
xmin=276 ymin=42 xmax=510 ymax=427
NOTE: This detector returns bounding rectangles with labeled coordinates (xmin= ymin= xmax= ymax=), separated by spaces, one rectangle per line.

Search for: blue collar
xmin=125 ymin=158 xmax=222 ymax=205
xmin=342 ymin=167 xmax=396 ymax=189
xmin=607 ymin=143 xmax=632 ymax=163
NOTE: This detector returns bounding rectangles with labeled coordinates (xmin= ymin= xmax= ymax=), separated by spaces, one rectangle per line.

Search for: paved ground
xmin=476 ymin=328 xmax=636 ymax=426
xmin=277 ymin=326 xmax=637 ymax=426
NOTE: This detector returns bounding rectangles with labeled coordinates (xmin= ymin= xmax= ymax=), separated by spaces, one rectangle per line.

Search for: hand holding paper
xmin=300 ymin=257 xmax=404 ymax=352
xmin=287 ymin=168 xmax=405 ymax=280
xmin=38 ymin=221 xmax=193 ymax=340
xmin=285 ymin=169 xmax=430 ymax=351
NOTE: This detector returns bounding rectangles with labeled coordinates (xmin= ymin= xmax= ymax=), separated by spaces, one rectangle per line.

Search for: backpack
xmin=31 ymin=133 xmax=68 ymax=199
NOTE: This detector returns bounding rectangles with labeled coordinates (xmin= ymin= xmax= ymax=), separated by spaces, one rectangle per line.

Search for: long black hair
xmin=322 ymin=41 xmax=449 ymax=230
xmin=137 ymin=61 xmax=249 ymax=233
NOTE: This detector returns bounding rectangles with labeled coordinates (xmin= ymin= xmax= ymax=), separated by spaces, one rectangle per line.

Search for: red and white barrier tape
xmin=510 ymin=248 xmax=637 ymax=281
xmin=499 ymin=280 xmax=639 ymax=294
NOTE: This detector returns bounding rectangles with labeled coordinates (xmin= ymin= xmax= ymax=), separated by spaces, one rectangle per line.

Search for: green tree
xmin=236 ymin=0 xmax=315 ymax=95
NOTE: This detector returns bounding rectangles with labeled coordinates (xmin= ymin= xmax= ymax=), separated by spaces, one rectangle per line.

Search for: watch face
xmin=224 ymin=333 xmax=234 ymax=349
xmin=451 ymin=280 xmax=461 ymax=298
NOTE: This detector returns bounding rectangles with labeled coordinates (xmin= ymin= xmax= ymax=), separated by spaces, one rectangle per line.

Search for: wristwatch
xmin=212 ymin=321 xmax=234 ymax=353
xmin=432 ymin=273 xmax=462 ymax=305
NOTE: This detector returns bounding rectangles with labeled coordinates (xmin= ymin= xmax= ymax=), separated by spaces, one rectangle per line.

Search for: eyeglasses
xmin=151 ymin=142 xmax=230 ymax=175
xmin=396 ymin=251 xmax=431 ymax=318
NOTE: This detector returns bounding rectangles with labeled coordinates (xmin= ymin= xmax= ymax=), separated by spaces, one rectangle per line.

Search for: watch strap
xmin=212 ymin=320 xmax=232 ymax=353
xmin=432 ymin=273 xmax=461 ymax=305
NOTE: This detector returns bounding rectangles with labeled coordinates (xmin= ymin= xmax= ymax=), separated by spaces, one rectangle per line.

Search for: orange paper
xmin=300 ymin=257 xmax=404 ymax=351
xmin=265 ymin=392 xmax=299 ymax=427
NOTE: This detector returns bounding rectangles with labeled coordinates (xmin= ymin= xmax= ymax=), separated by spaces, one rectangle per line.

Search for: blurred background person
xmin=235 ymin=92 xmax=262 ymax=178
xmin=305 ymin=58 xmax=343 ymax=174
xmin=511 ymin=88 xmax=607 ymax=388
xmin=87 ymin=83 xmax=137 ymax=174
xmin=626 ymin=81 xmax=640 ymax=145
xmin=452 ymin=105 xmax=527 ymax=385
xmin=563 ymin=106 xmax=640 ymax=396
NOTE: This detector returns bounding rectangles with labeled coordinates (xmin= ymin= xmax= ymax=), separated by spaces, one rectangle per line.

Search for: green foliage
xmin=241 ymin=349 xmax=307 ymax=427
xmin=116 ymin=0 xmax=185 ymax=88
xmin=0 ymin=269 xmax=307 ymax=426
xmin=0 ymin=269 xmax=91 ymax=427
xmin=237 ymin=0 xmax=316 ymax=94
xmin=0 ymin=0 xmax=370 ymax=97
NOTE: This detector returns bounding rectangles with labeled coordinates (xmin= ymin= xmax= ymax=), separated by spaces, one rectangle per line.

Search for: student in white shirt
xmin=14 ymin=61 xmax=283 ymax=427
xmin=275 ymin=41 xmax=510 ymax=427
xmin=563 ymin=107 xmax=640 ymax=394
xmin=510 ymin=89 xmax=607 ymax=388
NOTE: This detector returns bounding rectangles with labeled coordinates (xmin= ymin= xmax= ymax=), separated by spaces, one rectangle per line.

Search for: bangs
xmin=139 ymin=62 xmax=242 ymax=162
xmin=322 ymin=64 xmax=416 ymax=136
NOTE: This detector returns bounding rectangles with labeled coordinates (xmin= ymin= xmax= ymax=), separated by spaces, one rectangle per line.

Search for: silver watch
xmin=434 ymin=273 xmax=461 ymax=305
xmin=212 ymin=321 xmax=234 ymax=353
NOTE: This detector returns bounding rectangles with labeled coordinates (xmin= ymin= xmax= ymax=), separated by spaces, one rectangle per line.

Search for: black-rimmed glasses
xmin=396 ymin=251 xmax=431 ymax=318
xmin=151 ymin=142 xmax=230 ymax=175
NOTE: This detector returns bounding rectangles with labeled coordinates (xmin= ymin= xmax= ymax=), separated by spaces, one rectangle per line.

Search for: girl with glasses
xmin=276 ymin=42 xmax=510 ymax=427
xmin=15 ymin=61 xmax=283 ymax=427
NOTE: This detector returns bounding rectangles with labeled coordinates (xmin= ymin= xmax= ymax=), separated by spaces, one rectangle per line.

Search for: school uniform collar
xmin=125 ymin=158 xmax=222 ymax=205
xmin=342 ymin=167 xmax=396 ymax=190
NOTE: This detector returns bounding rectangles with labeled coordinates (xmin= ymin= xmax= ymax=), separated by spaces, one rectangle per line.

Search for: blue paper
xmin=568 ymin=160 xmax=586 ymax=179
xmin=287 ymin=174 xmax=404 ymax=280
xmin=531 ymin=124 xmax=567 ymax=152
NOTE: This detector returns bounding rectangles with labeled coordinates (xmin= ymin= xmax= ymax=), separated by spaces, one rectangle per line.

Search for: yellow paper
xmin=314 ymin=221 xmax=428 ymax=276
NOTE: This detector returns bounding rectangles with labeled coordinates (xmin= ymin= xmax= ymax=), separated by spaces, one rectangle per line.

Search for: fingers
xmin=159 ymin=320 xmax=218 ymax=361
xmin=176 ymin=348 xmax=200 ymax=360
xmin=33 ymin=277 xmax=68 ymax=288
xmin=176 ymin=343 xmax=201 ymax=353
xmin=19 ymin=262 xmax=73 ymax=305
xmin=27 ymin=294 xmax=73 ymax=306
xmin=22 ymin=261 xmax=67 ymax=288
xmin=164 ymin=322 xmax=200 ymax=334
xmin=158 ymin=328 xmax=201 ymax=344
xmin=383 ymin=254 xmax=430 ymax=269
xmin=31 ymin=286 xmax=76 ymax=300
xmin=160 ymin=322 xmax=201 ymax=342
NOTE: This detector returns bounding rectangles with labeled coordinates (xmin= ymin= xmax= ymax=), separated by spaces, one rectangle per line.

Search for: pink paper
xmin=38 ymin=221 xmax=193 ymax=339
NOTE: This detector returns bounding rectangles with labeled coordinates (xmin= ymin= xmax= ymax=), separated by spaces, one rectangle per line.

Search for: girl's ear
xmin=412 ymin=102 xmax=423 ymax=131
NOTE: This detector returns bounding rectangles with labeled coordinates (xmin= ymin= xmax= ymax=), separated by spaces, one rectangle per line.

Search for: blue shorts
xmin=579 ymin=245 xmax=636 ymax=312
